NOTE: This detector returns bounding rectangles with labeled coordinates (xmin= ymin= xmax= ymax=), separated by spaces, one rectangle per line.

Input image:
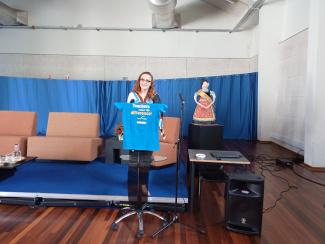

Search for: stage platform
xmin=0 ymin=157 xmax=188 ymax=210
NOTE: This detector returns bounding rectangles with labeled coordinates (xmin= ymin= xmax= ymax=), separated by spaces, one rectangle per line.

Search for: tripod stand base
xmin=152 ymin=213 xmax=205 ymax=238
xmin=112 ymin=203 xmax=167 ymax=239
xmin=152 ymin=101 xmax=205 ymax=238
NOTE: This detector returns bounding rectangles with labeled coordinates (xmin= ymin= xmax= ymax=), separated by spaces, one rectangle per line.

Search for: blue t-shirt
xmin=114 ymin=102 xmax=168 ymax=151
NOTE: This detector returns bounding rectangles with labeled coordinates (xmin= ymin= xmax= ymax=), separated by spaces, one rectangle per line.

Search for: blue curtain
xmin=0 ymin=77 xmax=101 ymax=134
xmin=0 ymin=73 xmax=257 ymax=139
xmin=100 ymin=80 xmax=135 ymax=135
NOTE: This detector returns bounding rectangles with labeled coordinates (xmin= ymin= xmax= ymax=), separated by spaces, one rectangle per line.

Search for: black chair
xmin=197 ymin=165 xmax=228 ymax=210
xmin=111 ymin=150 xmax=167 ymax=239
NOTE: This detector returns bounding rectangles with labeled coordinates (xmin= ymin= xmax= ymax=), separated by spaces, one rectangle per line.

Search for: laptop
xmin=211 ymin=151 xmax=242 ymax=160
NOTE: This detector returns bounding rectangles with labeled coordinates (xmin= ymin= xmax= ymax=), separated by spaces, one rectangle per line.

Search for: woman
xmin=127 ymin=71 xmax=162 ymax=199
xmin=127 ymin=71 xmax=161 ymax=104
xmin=127 ymin=71 xmax=164 ymax=138
xmin=193 ymin=79 xmax=217 ymax=124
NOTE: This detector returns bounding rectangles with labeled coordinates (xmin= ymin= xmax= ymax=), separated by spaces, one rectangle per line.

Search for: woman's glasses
xmin=140 ymin=78 xmax=151 ymax=83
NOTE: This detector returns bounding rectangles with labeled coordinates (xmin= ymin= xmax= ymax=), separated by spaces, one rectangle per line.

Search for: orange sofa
xmin=0 ymin=110 xmax=37 ymax=156
xmin=152 ymin=117 xmax=180 ymax=167
xmin=27 ymin=112 xmax=102 ymax=162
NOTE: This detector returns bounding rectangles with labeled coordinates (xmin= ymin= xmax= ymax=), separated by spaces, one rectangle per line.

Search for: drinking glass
xmin=5 ymin=154 xmax=12 ymax=162
xmin=0 ymin=155 xmax=6 ymax=162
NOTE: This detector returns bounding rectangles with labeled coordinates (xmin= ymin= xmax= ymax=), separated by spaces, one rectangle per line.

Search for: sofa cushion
xmin=47 ymin=112 xmax=100 ymax=138
xmin=152 ymin=142 xmax=177 ymax=167
xmin=159 ymin=117 xmax=180 ymax=144
xmin=27 ymin=136 xmax=102 ymax=161
xmin=0 ymin=111 xmax=37 ymax=136
xmin=0 ymin=136 xmax=28 ymax=156
xmin=152 ymin=117 xmax=180 ymax=167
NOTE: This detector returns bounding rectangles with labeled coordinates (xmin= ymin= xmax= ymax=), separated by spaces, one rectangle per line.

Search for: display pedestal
xmin=188 ymin=123 xmax=224 ymax=150
xmin=105 ymin=137 xmax=128 ymax=164
xmin=112 ymin=102 xmax=168 ymax=239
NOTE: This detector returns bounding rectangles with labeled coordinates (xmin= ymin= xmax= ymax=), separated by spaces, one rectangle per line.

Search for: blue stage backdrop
xmin=0 ymin=73 xmax=257 ymax=139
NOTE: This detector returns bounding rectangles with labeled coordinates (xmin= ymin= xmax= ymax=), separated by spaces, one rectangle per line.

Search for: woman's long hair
xmin=132 ymin=71 xmax=156 ymax=101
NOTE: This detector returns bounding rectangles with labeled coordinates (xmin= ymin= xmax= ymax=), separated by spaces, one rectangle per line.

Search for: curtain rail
xmin=0 ymin=25 xmax=231 ymax=33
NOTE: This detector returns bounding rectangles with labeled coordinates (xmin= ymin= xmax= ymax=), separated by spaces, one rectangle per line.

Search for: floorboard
xmin=0 ymin=138 xmax=324 ymax=244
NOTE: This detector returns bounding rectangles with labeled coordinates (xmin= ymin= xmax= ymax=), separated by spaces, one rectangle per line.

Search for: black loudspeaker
xmin=188 ymin=123 xmax=224 ymax=150
xmin=225 ymin=171 xmax=264 ymax=235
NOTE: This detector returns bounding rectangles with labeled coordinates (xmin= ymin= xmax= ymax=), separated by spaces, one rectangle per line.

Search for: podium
xmin=111 ymin=103 xmax=168 ymax=239
xmin=188 ymin=123 xmax=224 ymax=150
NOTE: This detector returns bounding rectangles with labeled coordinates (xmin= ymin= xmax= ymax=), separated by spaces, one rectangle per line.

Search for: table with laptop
xmin=187 ymin=149 xmax=250 ymax=213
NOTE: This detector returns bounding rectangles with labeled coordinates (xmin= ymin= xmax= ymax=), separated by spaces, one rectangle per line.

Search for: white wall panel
xmin=0 ymin=54 xmax=23 ymax=66
xmin=291 ymin=30 xmax=309 ymax=57
xmin=187 ymin=58 xmax=229 ymax=72
xmin=275 ymin=96 xmax=286 ymax=116
xmin=278 ymin=39 xmax=293 ymax=61
xmin=277 ymin=77 xmax=288 ymax=97
xmin=23 ymin=67 xmax=64 ymax=80
xmin=229 ymin=59 xmax=250 ymax=74
xmin=289 ymin=54 xmax=308 ymax=77
xmin=286 ymin=74 xmax=307 ymax=96
xmin=274 ymin=28 xmax=308 ymax=151
xmin=0 ymin=54 xmax=257 ymax=80
xmin=0 ymin=66 xmax=24 ymax=78
xmin=277 ymin=59 xmax=291 ymax=79
xmin=285 ymin=96 xmax=306 ymax=119
xmin=249 ymin=56 xmax=258 ymax=73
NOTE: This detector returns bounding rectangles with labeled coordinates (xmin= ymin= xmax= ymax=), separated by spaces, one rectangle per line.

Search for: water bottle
xmin=12 ymin=144 xmax=22 ymax=161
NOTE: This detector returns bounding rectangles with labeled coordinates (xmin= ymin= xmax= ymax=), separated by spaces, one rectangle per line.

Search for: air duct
xmin=230 ymin=0 xmax=265 ymax=32
xmin=0 ymin=2 xmax=28 ymax=26
xmin=148 ymin=0 xmax=179 ymax=29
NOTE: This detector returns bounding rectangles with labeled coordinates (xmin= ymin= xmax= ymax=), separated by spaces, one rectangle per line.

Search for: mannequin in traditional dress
xmin=193 ymin=79 xmax=217 ymax=124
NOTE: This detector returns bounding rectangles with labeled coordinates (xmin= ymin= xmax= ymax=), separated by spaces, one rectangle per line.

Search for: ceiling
xmin=199 ymin=0 xmax=261 ymax=31
xmin=0 ymin=0 xmax=263 ymax=32
xmin=201 ymin=0 xmax=257 ymax=17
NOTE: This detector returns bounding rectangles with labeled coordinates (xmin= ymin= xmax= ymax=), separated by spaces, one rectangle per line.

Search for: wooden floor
xmin=0 ymin=139 xmax=324 ymax=244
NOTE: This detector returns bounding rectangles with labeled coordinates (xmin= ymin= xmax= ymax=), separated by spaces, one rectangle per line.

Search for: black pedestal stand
xmin=112 ymin=151 xmax=167 ymax=239
xmin=152 ymin=94 xmax=205 ymax=238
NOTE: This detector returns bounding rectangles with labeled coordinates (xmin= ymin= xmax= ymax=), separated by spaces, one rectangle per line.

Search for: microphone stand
xmin=152 ymin=96 xmax=205 ymax=238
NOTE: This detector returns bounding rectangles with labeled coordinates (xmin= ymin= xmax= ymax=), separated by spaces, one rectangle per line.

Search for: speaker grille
xmin=226 ymin=195 xmax=261 ymax=227
xmin=225 ymin=171 xmax=264 ymax=235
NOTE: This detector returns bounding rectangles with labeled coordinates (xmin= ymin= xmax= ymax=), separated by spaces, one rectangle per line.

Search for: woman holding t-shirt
xmin=127 ymin=71 xmax=162 ymax=199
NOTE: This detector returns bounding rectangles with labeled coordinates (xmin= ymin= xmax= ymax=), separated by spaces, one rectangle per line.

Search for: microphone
xmin=130 ymin=99 xmax=135 ymax=103
xmin=179 ymin=93 xmax=185 ymax=104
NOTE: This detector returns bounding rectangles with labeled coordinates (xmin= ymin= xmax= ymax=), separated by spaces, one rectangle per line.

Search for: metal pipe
xmin=148 ymin=0 xmax=178 ymax=28
xmin=0 ymin=0 xmax=265 ymax=33
xmin=0 ymin=2 xmax=28 ymax=26
xmin=230 ymin=0 xmax=265 ymax=33
xmin=0 ymin=25 xmax=231 ymax=32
